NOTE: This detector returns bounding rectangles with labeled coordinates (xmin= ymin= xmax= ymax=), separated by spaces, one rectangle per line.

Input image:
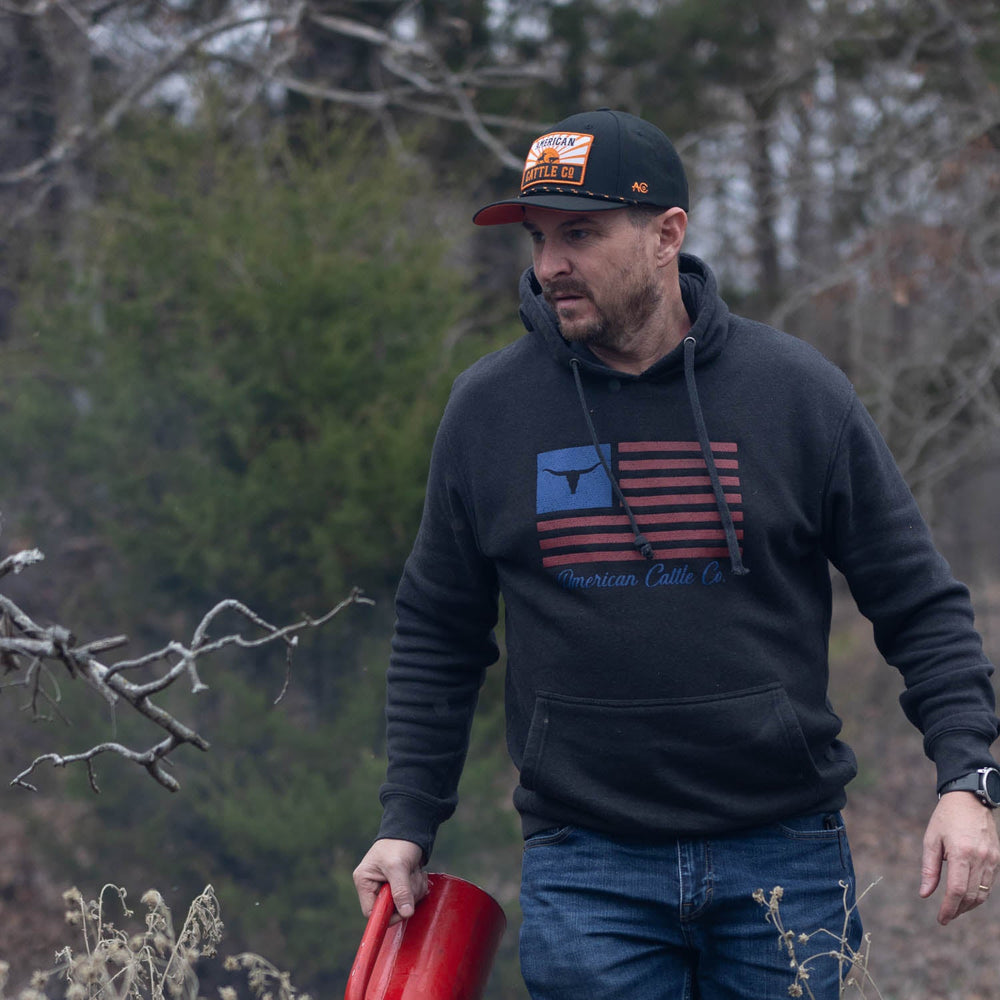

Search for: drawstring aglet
xmin=634 ymin=535 xmax=654 ymax=561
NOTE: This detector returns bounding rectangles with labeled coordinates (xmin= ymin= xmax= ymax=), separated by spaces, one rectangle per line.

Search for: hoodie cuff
xmin=376 ymin=792 xmax=445 ymax=865
xmin=929 ymin=731 xmax=1000 ymax=794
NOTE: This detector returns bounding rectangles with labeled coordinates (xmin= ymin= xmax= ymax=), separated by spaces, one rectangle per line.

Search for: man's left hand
xmin=920 ymin=791 xmax=1000 ymax=924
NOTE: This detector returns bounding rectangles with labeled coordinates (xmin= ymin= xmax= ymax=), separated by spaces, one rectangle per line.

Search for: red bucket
xmin=344 ymin=873 xmax=506 ymax=1000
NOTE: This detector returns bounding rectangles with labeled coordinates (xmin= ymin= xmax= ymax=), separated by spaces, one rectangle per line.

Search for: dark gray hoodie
xmin=377 ymin=254 xmax=999 ymax=860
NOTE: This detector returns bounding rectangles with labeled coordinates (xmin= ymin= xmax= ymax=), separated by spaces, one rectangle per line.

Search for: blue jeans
xmin=519 ymin=814 xmax=863 ymax=999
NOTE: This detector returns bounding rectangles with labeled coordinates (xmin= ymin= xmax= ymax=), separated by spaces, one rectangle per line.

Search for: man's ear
xmin=656 ymin=208 xmax=688 ymax=266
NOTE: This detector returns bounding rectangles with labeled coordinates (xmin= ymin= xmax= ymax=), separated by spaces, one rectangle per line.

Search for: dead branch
xmin=1 ymin=545 xmax=373 ymax=793
xmin=0 ymin=547 xmax=45 ymax=579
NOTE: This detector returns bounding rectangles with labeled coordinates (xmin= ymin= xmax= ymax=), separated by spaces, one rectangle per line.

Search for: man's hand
xmin=920 ymin=791 xmax=1000 ymax=924
xmin=353 ymin=838 xmax=427 ymax=920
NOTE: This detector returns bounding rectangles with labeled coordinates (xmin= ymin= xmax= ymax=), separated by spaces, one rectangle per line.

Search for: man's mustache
xmin=543 ymin=280 xmax=591 ymax=302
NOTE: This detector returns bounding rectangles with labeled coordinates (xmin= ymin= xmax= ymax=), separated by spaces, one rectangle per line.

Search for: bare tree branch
xmin=0 ymin=0 xmax=540 ymax=219
xmin=0 ymin=548 xmax=45 ymax=580
xmin=0 ymin=7 xmax=298 ymax=188
xmin=1 ymin=545 xmax=374 ymax=793
xmin=307 ymin=6 xmax=529 ymax=169
xmin=307 ymin=8 xmax=431 ymax=59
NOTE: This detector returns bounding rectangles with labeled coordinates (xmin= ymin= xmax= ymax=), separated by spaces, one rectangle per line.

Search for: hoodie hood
xmin=517 ymin=252 xmax=732 ymax=380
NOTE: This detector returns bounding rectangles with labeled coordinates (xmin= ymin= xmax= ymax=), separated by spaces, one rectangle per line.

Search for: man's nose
xmin=533 ymin=241 xmax=570 ymax=282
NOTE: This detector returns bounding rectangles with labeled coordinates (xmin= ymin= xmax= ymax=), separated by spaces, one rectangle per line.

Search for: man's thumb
xmin=389 ymin=875 xmax=416 ymax=918
xmin=920 ymin=840 xmax=942 ymax=898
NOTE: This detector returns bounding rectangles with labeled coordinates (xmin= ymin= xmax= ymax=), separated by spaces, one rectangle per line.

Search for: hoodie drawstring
xmin=568 ymin=344 xmax=749 ymax=576
xmin=683 ymin=336 xmax=749 ymax=575
xmin=570 ymin=358 xmax=654 ymax=560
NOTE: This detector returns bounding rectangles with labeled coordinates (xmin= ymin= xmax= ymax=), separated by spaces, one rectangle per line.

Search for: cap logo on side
xmin=521 ymin=132 xmax=595 ymax=192
xmin=631 ymin=181 xmax=649 ymax=194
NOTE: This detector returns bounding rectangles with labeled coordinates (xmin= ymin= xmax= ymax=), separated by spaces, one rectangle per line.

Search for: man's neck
xmin=586 ymin=296 xmax=692 ymax=375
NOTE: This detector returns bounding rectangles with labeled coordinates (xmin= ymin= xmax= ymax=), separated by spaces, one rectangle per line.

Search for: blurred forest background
xmin=1 ymin=0 xmax=999 ymax=997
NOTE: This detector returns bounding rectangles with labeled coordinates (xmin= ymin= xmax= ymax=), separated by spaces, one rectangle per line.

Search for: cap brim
xmin=473 ymin=194 xmax=628 ymax=226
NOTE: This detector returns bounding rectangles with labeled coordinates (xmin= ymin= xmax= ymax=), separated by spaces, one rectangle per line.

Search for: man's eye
xmin=567 ymin=229 xmax=590 ymax=241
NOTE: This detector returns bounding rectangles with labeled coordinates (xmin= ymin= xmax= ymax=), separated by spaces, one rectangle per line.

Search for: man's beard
xmin=543 ymin=269 xmax=662 ymax=351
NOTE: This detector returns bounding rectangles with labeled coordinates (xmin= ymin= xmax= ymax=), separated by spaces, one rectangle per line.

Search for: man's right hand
xmin=353 ymin=838 xmax=427 ymax=920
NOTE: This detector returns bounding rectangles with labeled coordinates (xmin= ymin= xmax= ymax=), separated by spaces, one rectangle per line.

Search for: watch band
xmin=939 ymin=766 xmax=1000 ymax=809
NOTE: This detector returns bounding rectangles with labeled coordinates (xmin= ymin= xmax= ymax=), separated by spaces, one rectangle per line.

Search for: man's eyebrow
xmin=522 ymin=215 xmax=603 ymax=233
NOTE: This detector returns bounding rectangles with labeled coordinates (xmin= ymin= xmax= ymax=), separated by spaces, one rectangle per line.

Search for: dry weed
xmin=0 ymin=885 xmax=308 ymax=1000
xmin=755 ymin=881 xmax=884 ymax=999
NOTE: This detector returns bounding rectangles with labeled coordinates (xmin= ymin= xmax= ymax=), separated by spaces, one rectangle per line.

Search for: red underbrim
xmin=472 ymin=195 xmax=628 ymax=226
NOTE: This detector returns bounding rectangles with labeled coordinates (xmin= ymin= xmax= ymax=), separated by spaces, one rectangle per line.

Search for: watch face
xmin=984 ymin=768 xmax=1000 ymax=806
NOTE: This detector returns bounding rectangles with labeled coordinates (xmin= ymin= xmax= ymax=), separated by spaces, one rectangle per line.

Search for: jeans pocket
xmin=523 ymin=825 xmax=574 ymax=850
xmin=776 ymin=811 xmax=844 ymax=840
xmin=776 ymin=811 xmax=853 ymax=870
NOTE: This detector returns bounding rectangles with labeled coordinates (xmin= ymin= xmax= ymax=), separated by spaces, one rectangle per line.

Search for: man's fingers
xmin=354 ymin=874 xmax=383 ymax=917
xmin=353 ymin=838 xmax=427 ymax=919
xmin=938 ymin=856 xmax=973 ymax=924
xmin=353 ymin=868 xmax=386 ymax=918
xmin=380 ymin=865 xmax=429 ymax=921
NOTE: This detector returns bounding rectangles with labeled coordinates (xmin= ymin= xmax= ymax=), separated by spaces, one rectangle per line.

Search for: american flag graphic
xmin=536 ymin=441 xmax=744 ymax=568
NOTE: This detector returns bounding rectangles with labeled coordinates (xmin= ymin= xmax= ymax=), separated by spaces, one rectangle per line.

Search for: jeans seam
xmin=689 ymin=840 xmax=713 ymax=923
xmin=678 ymin=840 xmax=713 ymax=925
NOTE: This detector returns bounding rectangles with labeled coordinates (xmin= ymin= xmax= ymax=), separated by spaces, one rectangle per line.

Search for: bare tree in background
xmin=0 ymin=0 xmax=539 ymax=224
xmin=767 ymin=0 xmax=1000 ymax=527
xmin=668 ymin=0 xmax=1000 ymax=532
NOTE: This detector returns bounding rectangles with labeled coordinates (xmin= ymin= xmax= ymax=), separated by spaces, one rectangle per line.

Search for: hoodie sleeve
xmin=823 ymin=395 xmax=999 ymax=788
xmin=376 ymin=401 xmax=500 ymax=861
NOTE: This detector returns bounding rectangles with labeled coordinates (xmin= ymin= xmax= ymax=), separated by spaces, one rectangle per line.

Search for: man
xmin=353 ymin=109 xmax=1000 ymax=998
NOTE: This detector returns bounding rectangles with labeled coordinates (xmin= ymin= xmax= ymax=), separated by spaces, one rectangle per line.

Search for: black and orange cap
xmin=473 ymin=108 xmax=689 ymax=226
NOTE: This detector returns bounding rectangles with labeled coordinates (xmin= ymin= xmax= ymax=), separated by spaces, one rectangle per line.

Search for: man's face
xmin=522 ymin=207 xmax=663 ymax=351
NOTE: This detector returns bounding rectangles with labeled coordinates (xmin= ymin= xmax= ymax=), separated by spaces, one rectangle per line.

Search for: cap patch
xmin=521 ymin=132 xmax=595 ymax=192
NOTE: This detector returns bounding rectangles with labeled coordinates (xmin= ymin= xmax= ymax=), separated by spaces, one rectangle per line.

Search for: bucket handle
xmin=344 ymin=883 xmax=395 ymax=1000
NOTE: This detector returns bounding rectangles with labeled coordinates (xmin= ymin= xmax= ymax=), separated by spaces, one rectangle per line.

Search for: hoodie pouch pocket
xmin=519 ymin=683 xmax=826 ymax=833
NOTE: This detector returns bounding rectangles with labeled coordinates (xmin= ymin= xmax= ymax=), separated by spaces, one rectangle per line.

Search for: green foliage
xmin=174 ymin=664 xmax=389 ymax=990
xmin=2 ymin=110 xmax=524 ymax=995
xmin=7 ymin=114 xmax=482 ymax=618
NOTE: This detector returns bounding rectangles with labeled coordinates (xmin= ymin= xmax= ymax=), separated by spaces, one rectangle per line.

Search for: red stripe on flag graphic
xmin=538 ymin=441 xmax=743 ymax=568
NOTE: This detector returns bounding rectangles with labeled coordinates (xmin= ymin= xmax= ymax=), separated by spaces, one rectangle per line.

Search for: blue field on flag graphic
xmin=536 ymin=445 xmax=613 ymax=514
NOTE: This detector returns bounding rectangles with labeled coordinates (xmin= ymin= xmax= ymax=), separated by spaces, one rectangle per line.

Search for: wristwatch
xmin=938 ymin=766 xmax=1000 ymax=809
